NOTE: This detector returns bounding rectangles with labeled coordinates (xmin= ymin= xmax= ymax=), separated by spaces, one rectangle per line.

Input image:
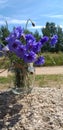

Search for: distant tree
xmin=41 ymin=22 xmax=63 ymax=52
xmin=42 ymin=22 xmax=57 ymax=37
xmin=0 ymin=22 xmax=10 ymax=45
xmin=24 ymin=29 xmax=33 ymax=34
xmin=55 ymin=26 xmax=63 ymax=52
xmin=41 ymin=22 xmax=57 ymax=52
xmin=33 ymin=30 xmax=41 ymax=41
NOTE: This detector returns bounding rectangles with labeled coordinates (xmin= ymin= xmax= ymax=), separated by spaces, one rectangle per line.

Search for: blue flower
xmin=13 ymin=26 xmax=23 ymax=39
xmin=33 ymin=41 xmax=42 ymax=53
xmin=40 ymin=36 xmax=49 ymax=46
xmin=8 ymin=39 xmax=21 ymax=52
xmin=5 ymin=33 xmax=16 ymax=44
xmin=5 ymin=26 xmax=23 ymax=43
xmin=0 ymin=44 xmax=3 ymax=51
xmin=16 ymin=44 xmax=26 ymax=58
xmin=25 ymin=34 xmax=35 ymax=42
xmin=50 ymin=35 xmax=58 ymax=47
xmin=24 ymin=51 xmax=36 ymax=63
xmin=35 ymin=56 xmax=45 ymax=65
xmin=5 ymin=26 xmax=58 ymax=65
xmin=26 ymin=40 xmax=34 ymax=51
xmin=26 ymin=41 xmax=42 ymax=53
xmin=2 ymin=44 xmax=9 ymax=51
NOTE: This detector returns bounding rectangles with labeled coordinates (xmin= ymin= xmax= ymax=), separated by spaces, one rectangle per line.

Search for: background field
xmin=0 ymin=52 xmax=63 ymax=91
xmin=0 ymin=74 xmax=63 ymax=91
xmin=0 ymin=52 xmax=63 ymax=69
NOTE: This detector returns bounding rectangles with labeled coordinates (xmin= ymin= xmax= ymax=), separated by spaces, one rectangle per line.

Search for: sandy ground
xmin=0 ymin=69 xmax=8 ymax=77
xmin=35 ymin=66 xmax=63 ymax=75
xmin=0 ymin=66 xmax=63 ymax=77
xmin=0 ymin=87 xmax=63 ymax=130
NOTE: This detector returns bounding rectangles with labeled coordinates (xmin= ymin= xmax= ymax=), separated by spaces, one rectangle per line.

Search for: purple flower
xmin=5 ymin=33 xmax=16 ymax=44
xmin=0 ymin=44 xmax=3 ymax=51
xmin=24 ymin=51 xmax=36 ymax=63
xmin=25 ymin=34 xmax=35 ymax=42
xmin=54 ymin=35 xmax=58 ymax=39
xmin=26 ymin=41 xmax=42 ymax=53
xmin=35 ymin=56 xmax=45 ymax=65
xmin=5 ymin=26 xmax=23 ymax=43
xmin=40 ymin=36 xmax=49 ymax=46
xmin=50 ymin=35 xmax=58 ymax=47
xmin=2 ymin=44 xmax=9 ymax=51
xmin=13 ymin=26 xmax=23 ymax=39
xmin=8 ymin=39 xmax=21 ymax=53
xmin=16 ymin=44 xmax=26 ymax=58
xmin=33 ymin=41 xmax=42 ymax=53
xmin=26 ymin=40 xmax=34 ymax=51
xmin=5 ymin=25 xmax=58 ymax=65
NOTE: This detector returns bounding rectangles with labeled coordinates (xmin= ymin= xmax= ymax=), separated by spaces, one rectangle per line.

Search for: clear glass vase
xmin=8 ymin=63 xmax=35 ymax=94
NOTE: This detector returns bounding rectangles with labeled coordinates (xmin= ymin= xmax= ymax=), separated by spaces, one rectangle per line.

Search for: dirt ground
xmin=0 ymin=66 xmax=63 ymax=77
xmin=0 ymin=87 xmax=63 ymax=130
xmin=35 ymin=66 xmax=63 ymax=75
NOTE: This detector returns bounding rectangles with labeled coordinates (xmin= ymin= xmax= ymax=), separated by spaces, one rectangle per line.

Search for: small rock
xmin=42 ymin=116 xmax=50 ymax=122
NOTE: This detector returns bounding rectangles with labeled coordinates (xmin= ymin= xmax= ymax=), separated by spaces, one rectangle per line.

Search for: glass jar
xmin=8 ymin=63 xmax=35 ymax=94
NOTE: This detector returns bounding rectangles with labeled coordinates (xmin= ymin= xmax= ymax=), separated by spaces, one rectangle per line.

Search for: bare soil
xmin=0 ymin=66 xmax=63 ymax=77
xmin=35 ymin=66 xmax=63 ymax=75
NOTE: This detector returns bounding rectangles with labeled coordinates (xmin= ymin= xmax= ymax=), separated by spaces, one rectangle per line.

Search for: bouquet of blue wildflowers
xmin=4 ymin=26 xmax=58 ymax=66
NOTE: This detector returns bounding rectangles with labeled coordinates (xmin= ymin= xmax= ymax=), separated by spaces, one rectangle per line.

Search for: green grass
xmin=36 ymin=52 xmax=63 ymax=66
xmin=0 ymin=74 xmax=63 ymax=91
xmin=0 ymin=56 xmax=10 ymax=69
xmin=44 ymin=52 xmax=63 ymax=66
xmin=0 ymin=76 xmax=12 ymax=84
xmin=0 ymin=76 xmax=13 ymax=90
xmin=35 ymin=74 xmax=63 ymax=87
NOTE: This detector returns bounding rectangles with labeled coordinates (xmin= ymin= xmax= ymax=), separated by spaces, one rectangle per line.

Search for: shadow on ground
xmin=0 ymin=90 xmax=24 ymax=129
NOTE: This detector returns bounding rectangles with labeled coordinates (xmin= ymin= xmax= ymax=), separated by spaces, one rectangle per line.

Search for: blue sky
xmin=0 ymin=0 xmax=63 ymax=34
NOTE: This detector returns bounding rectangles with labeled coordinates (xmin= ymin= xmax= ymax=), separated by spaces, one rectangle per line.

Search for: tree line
xmin=0 ymin=22 xmax=63 ymax=52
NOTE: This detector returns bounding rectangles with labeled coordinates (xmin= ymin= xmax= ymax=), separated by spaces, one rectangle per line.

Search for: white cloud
xmin=49 ymin=14 xmax=63 ymax=18
xmin=40 ymin=14 xmax=63 ymax=19
xmin=0 ymin=20 xmax=5 ymax=25
xmin=8 ymin=19 xmax=26 ymax=24
xmin=29 ymin=25 xmax=44 ymax=29
xmin=0 ymin=15 xmax=27 ymax=25
xmin=59 ymin=25 xmax=63 ymax=28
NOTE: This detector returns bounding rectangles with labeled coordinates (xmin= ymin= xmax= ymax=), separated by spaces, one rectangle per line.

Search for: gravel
xmin=0 ymin=87 xmax=63 ymax=130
